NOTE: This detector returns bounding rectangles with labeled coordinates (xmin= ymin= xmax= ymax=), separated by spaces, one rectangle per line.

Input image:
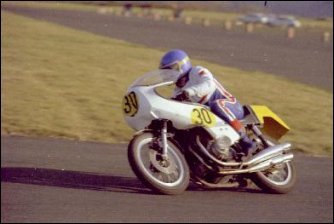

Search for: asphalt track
xmin=1 ymin=136 xmax=333 ymax=223
xmin=2 ymin=5 xmax=333 ymax=91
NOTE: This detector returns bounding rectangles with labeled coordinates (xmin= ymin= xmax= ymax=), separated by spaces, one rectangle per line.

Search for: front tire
xmin=128 ymin=132 xmax=190 ymax=195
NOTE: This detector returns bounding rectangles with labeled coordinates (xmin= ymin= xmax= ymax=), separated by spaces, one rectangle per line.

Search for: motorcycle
xmin=122 ymin=70 xmax=296 ymax=195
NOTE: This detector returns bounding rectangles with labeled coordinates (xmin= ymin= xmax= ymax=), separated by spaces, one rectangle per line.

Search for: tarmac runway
xmin=1 ymin=136 xmax=333 ymax=223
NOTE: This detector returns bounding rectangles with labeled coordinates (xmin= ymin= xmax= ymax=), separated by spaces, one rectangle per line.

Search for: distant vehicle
xmin=267 ymin=15 xmax=301 ymax=27
xmin=238 ymin=13 xmax=269 ymax=24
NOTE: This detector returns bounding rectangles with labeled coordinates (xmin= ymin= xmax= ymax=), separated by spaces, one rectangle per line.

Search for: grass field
xmin=1 ymin=11 xmax=333 ymax=156
xmin=2 ymin=1 xmax=333 ymax=30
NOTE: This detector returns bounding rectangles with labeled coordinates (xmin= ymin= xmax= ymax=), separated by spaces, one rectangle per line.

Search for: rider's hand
xmin=173 ymin=91 xmax=189 ymax=101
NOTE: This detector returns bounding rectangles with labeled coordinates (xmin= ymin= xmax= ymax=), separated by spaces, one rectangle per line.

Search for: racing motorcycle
xmin=122 ymin=70 xmax=296 ymax=195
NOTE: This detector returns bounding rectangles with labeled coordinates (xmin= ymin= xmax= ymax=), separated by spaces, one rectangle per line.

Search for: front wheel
xmin=250 ymin=161 xmax=297 ymax=194
xmin=128 ymin=132 xmax=190 ymax=195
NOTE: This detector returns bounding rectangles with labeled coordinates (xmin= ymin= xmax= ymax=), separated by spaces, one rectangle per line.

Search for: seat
xmin=240 ymin=105 xmax=261 ymax=126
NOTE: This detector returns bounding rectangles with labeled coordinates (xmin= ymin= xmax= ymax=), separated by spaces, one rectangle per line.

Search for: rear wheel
xmin=249 ymin=136 xmax=296 ymax=194
xmin=251 ymin=161 xmax=296 ymax=194
xmin=128 ymin=132 xmax=190 ymax=195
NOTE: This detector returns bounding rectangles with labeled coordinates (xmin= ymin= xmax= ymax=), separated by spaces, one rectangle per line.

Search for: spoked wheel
xmin=128 ymin=132 xmax=190 ymax=195
xmin=251 ymin=161 xmax=296 ymax=194
xmin=248 ymin=135 xmax=296 ymax=194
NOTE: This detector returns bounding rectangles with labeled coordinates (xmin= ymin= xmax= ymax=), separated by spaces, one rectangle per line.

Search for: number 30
xmin=191 ymin=108 xmax=215 ymax=127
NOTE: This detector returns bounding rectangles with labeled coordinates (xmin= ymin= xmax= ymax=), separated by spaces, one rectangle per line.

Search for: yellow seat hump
xmin=250 ymin=105 xmax=290 ymax=140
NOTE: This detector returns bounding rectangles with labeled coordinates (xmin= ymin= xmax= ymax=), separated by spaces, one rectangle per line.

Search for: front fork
xmin=161 ymin=120 xmax=168 ymax=160
xmin=148 ymin=119 xmax=171 ymax=160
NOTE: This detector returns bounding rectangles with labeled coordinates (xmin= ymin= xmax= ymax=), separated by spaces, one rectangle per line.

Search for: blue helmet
xmin=159 ymin=49 xmax=192 ymax=76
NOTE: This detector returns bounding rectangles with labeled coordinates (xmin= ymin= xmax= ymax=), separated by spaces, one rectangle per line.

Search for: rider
xmin=159 ymin=49 xmax=256 ymax=157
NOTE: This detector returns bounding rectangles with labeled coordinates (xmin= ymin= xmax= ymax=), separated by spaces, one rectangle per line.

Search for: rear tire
xmin=251 ymin=161 xmax=297 ymax=194
xmin=128 ymin=132 xmax=190 ymax=195
xmin=249 ymin=134 xmax=296 ymax=194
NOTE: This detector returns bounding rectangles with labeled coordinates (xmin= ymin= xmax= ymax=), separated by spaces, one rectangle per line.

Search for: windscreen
xmin=130 ymin=69 xmax=181 ymax=87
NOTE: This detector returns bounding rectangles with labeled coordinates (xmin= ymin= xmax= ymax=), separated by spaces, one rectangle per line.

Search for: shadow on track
xmin=1 ymin=167 xmax=263 ymax=195
xmin=1 ymin=167 xmax=152 ymax=195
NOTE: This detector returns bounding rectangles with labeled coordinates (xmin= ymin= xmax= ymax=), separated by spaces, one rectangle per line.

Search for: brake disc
xmin=149 ymin=150 xmax=177 ymax=174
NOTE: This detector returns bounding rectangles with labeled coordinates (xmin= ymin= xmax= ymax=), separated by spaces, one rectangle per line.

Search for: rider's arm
xmin=183 ymin=67 xmax=215 ymax=98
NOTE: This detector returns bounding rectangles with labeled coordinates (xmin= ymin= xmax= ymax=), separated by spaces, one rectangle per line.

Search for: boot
xmin=238 ymin=132 xmax=256 ymax=159
xmin=229 ymin=119 xmax=256 ymax=159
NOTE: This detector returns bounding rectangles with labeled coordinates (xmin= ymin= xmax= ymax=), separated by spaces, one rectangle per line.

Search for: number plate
xmin=191 ymin=107 xmax=217 ymax=127
xmin=123 ymin=91 xmax=139 ymax=117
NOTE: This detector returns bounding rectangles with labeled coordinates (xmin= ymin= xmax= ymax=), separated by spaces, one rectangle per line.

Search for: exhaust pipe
xmin=217 ymin=153 xmax=294 ymax=175
xmin=196 ymin=136 xmax=292 ymax=168
xmin=241 ymin=142 xmax=292 ymax=167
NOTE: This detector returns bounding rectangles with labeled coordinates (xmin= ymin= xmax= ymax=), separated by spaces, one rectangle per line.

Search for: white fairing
xmin=123 ymin=70 xmax=240 ymax=144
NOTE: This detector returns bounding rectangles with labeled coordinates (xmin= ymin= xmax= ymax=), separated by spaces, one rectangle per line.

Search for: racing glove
xmin=173 ymin=91 xmax=189 ymax=101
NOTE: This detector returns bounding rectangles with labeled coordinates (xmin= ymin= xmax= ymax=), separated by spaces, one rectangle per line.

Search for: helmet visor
xmin=159 ymin=62 xmax=180 ymax=71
